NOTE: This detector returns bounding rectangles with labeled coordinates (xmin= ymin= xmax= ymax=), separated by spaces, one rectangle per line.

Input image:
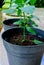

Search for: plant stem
xmin=23 ymin=12 xmax=26 ymax=40
xmin=23 ymin=26 xmax=26 ymax=40
xmin=10 ymin=0 xmax=12 ymax=7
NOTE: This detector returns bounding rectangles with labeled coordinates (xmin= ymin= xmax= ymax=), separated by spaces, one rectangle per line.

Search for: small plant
xmin=2 ymin=0 xmax=43 ymax=45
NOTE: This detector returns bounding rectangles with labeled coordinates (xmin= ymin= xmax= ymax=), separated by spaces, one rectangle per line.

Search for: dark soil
xmin=7 ymin=34 xmax=44 ymax=46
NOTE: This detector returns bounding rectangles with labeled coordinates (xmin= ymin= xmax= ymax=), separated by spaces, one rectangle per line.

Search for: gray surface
xmin=40 ymin=54 xmax=44 ymax=65
xmin=0 ymin=30 xmax=9 ymax=65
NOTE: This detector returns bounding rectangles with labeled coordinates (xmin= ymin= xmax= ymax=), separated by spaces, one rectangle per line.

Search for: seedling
xmin=2 ymin=0 xmax=43 ymax=45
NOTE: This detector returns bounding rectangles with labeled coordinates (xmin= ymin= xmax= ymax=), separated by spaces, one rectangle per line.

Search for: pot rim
xmin=2 ymin=28 xmax=44 ymax=48
xmin=3 ymin=18 xmax=21 ymax=27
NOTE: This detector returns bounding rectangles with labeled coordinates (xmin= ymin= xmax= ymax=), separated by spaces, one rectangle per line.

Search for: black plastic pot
xmin=3 ymin=18 xmax=20 ymax=31
xmin=2 ymin=28 xmax=44 ymax=65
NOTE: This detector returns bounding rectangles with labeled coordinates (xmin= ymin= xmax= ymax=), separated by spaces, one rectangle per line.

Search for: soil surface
xmin=7 ymin=34 xmax=44 ymax=46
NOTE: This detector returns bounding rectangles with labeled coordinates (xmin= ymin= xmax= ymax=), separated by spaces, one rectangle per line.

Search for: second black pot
xmin=3 ymin=18 xmax=20 ymax=31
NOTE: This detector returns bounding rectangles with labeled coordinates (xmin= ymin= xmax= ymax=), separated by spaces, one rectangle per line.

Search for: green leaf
xmin=2 ymin=3 xmax=10 ymax=9
xmin=10 ymin=0 xmax=13 ymax=6
xmin=29 ymin=20 xmax=38 ymax=27
xmin=20 ymin=5 xmax=35 ymax=14
xmin=25 ymin=0 xmax=30 ymax=4
xmin=5 ymin=0 xmax=10 ymax=2
xmin=15 ymin=0 xmax=22 ymax=4
xmin=2 ymin=3 xmax=17 ymax=13
xmin=15 ymin=0 xmax=26 ymax=4
xmin=27 ymin=16 xmax=38 ymax=27
xmin=32 ymin=15 xmax=40 ymax=21
xmin=2 ymin=8 xmax=17 ymax=14
xmin=10 ymin=4 xmax=18 ymax=9
xmin=34 ymin=39 xmax=43 ymax=44
xmin=17 ymin=8 xmax=22 ymax=16
xmin=15 ymin=0 xmax=26 ymax=6
xmin=13 ymin=20 xmax=23 ymax=25
xmin=30 ymin=0 xmax=36 ymax=5
xmin=11 ymin=0 xmax=16 ymax=3
xmin=26 ymin=27 xmax=36 ymax=35
xmin=32 ymin=22 xmax=38 ymax=27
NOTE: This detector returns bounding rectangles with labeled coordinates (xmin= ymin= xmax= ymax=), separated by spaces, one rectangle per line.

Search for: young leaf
xmin=11 ymin=0 xmax=16 ymax=3
xmin=20 ymin=5 xmax=35 ymax=14
xmin=10 ymin=3 xmax=18 ymax=9
xmin=15 ymin=0 xmax=25 ymax=6
xmin=26 ymin=27 xmax=36 ymax=35
xmin=29 ymin=20 xmax=38 ymax=27
xmin=10 ymin=0 xmax=13 ymax=7
xmin=15 ymin=0 xmax=26 ymax=4
xmin=34 ymin=39 xmax=43 ymax=44
xmin=2 ymin=8 xmax=17 ymax=14
xmin=31 ymin=15 xmax=40 ymax=21
xmin=25 ymin=0 xmax=30 ymax=4
xmin=27 ymin=16 xmax=38 ymax=27
xmin=30 ymin=0 xmax=36 ymax=5
xmin=17 ymin=8 xmax=22 ymax=16
xmin=5 ymin=0 xmax=10 ymax=3
xmin=13 ymin=20 xmax=23 ymax=25
xmin=2 ymin=3 xmax=10 ymax=9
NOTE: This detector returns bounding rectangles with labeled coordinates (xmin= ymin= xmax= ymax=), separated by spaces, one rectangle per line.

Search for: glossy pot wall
xmin=2 ymin=28 xmax=44 ymax=65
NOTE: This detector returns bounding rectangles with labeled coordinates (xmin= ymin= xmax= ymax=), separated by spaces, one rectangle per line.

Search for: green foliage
xmin=31 ymin=15 xmax=40 ymax=21
xmin=34 ymin=39 xmax=43 ymax=44
xmin=30 ymin=0 xmax=36 ymax=5
xmin=5 ymin=0 xmax=10 ymax=2
xmin=25 ymin=0 xmax=30 ymax=4
xmin=15 ymin=0 xmax=25 ymax=4
xmin=13 ymin=19 xmax=23 ymax=25
xmin=17 ymin=8 xmax=22 ymax=16
xmin=2 ymin=3 xmax=10 ymax=9
xmin=3 ymin=8 xmax=17 ymax=14
xmin=20 ymin=5 xmax=35 ymax=14
xmin=26 ymin=27 xmax=36 ymax=35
